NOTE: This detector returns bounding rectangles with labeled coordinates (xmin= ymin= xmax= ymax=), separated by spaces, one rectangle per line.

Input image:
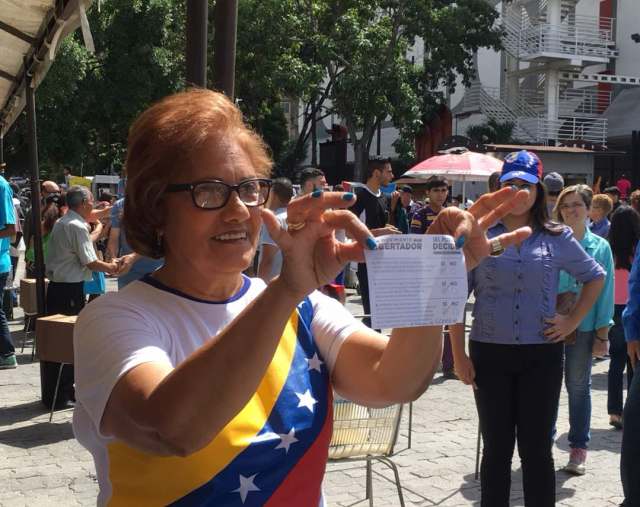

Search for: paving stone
xmin=0 ymin=292 xmax=627 ymax=505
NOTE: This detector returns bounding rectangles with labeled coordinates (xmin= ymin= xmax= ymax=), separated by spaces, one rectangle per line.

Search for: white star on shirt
xmin=274 ymin=427 xmax=298 ymax=454
xmin=306 ymin=353 xmax=323 ymax=373
xmin=295 ymin=389 xmax=317 ymax=413
xmin=232 ymin=474 xmax=260 ymax=504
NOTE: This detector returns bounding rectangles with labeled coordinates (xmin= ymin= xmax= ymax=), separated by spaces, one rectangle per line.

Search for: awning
xmin=603 ymin=88 xmax=640 ymax=142
xmin=0 ymin=0 xmax=93 ymax=137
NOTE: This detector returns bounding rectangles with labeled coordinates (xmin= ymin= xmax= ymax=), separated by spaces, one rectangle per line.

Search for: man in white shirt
xmin=42 ymin=186 xmax=121 ymax=408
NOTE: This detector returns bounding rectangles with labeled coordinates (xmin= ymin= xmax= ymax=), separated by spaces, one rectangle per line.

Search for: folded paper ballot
xmin=364 ymin=234 xmax=468 ymax=329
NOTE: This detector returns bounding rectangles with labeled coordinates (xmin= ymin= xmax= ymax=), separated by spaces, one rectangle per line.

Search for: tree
xmin=466 ymin=119 xmax=516 ymax=144
xmin=5 ymin=0 xmax=186 ymax=178
xmin=231 ymin=0 xmax=329 ymax=177
xmin=324 ymin=0 xmax=503 ymax=181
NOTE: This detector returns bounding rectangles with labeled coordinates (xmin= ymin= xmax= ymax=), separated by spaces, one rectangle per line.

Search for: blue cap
xmin=499 ymin=151 xmax=543 ymax=185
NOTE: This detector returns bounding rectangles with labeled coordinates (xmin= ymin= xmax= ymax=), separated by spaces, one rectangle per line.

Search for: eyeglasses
xmin=166 ymin=178 xmax=272 ymax=210
xmin=501 ymin=182 xmax=534 ymax=191
xmin=558 ymin=202 xmax=585 ymax=211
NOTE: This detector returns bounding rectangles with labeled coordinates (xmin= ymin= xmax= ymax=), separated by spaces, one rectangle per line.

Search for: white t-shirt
xmin=73 ymin=276 xmax=365 ymax=506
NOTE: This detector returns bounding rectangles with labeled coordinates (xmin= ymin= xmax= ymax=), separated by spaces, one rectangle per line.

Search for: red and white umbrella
xmin=404 ymin=151 xmax=503 ymax=182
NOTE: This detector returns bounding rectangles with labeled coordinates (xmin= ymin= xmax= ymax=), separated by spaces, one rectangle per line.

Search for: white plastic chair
xmin=328 ymin=399 xmax=405 ymax=506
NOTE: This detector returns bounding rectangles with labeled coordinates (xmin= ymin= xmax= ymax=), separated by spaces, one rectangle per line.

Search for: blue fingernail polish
xmin=455 ymin=236 xmax=466 ymax=249
xmin=342 ymin=192 xmax=355 ymax=201
xmin=311 ymin=189 xmax=323 ymax=198
xmin=366 ymin=237 xmax=377 ymax=250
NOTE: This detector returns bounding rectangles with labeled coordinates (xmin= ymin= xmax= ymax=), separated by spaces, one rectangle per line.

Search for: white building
xmin=454 ymin=0 xmax=640 ymax=149
xmin=303 ymin=0 xmax=640 ymax=184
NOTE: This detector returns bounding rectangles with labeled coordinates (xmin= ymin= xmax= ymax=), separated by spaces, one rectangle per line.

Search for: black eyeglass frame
xmin=166 ymin=178 xmax=273 ymax=210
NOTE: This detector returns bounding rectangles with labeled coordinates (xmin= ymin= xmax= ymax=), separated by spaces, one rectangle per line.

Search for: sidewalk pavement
xmin=0 ymin=295 xmax=627 ymax=506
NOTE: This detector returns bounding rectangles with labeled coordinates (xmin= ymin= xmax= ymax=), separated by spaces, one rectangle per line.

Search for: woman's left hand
xmin=544 ymin=313 xmax=578 ymax=342
xmin=427 ymin=186 xmax=532 ymax=271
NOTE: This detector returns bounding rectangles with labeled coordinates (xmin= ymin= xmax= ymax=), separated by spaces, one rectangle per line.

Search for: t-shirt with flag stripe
xmin=73 ymin=276 xmax=366 ymax=506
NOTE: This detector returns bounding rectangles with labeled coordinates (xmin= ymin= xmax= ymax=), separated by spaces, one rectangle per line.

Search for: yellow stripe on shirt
xmin=106 ymin=312 xmax=300 ymax=506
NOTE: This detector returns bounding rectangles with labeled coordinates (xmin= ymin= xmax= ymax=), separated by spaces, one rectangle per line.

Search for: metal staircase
xmin=463 ymin=0 xmax=620 ymax=146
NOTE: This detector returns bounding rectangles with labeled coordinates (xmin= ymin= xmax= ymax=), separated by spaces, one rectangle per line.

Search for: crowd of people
xmin=0 ymin=88 xmax=639 ymax=506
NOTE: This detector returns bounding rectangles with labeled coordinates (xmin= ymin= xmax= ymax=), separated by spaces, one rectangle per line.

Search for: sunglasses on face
xmin=166 ymin=178 xmax=272 ymax=210
xmin=501 ymin=182 xmax=535 ymax=191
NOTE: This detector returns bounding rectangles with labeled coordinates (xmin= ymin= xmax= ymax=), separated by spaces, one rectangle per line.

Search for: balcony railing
xmin=538 ymin=116 xmax=607 ymax=145
xmin=559 ymin=88 xmax=612 ymax=116
xmin=515 ymin=87 xmax=612 ymax=116
xmin=519 ymin=21 xmax=619 ymax=60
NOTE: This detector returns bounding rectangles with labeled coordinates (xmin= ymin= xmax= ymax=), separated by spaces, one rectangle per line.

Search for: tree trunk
xmin=311 ymin=98 xmax=318 ymax=166
xmin=353 ymin=138 xmax=369 ymax=183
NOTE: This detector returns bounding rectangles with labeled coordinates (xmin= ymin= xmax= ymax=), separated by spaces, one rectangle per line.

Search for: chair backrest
xmin=328 ymin=398 xmax=403 ymax=460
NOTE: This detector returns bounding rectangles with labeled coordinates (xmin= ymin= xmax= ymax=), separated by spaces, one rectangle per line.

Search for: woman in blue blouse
xmin=554 ymin=185 xmax=614 ymax=476
xmin=451 ymin=151 xmax=605 ymax=507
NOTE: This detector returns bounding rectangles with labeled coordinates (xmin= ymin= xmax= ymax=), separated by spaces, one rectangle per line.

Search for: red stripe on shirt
xmin=265 ymin=388 xmax=334 ymax=506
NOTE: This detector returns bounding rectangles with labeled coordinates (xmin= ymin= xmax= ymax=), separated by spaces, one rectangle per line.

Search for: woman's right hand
xmin=262 ymin=191 xmax=374 ymax=300
xmin=454 ymin=354 xmax=477 ymax=389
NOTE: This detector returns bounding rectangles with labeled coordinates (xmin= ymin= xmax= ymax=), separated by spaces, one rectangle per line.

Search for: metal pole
xmin=186 ymin=0 xmax=208 ymax=88
xmin=26 ymin=78 xmax=45 ymax=316
xmin=0 ymin=132 xmax=4 ymax=165
xmin=213 ymin=0 xmax=238 ymax=99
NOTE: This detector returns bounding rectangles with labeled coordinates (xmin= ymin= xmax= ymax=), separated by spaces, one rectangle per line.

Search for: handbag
xmin=556 ymin=291 xmax=577 ymax=345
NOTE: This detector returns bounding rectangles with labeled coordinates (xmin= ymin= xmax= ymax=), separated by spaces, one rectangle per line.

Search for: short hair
xmin=365 ymin=156 xmax=391 ymax=180
xmin=66 ymin=185 xmax=91 ymax=209
xmin=631 ymin=189 xmax=640 ymax=203
xmin=99 ymin=190 xmax=115 ymax=202
xmin=425 ymin=175 xmax=449 ymax=191
xmin=123 ymin=89 xmax=272 ymax=258
xmin=272 ymin=177 xmax=293 ymax=204
xmin=555 ymin=184 xmax=593 ymax=221
xmin=604 ymin=186 xmax=621 ymax=197
xmin=298 ymin=167 xmax=324 ymax=189
xmin=41 ymin=180 xmax=60 ymax=194
xmin=488 ymin=171 xmax=501 ymax=193
xmin=592 ymin=193 xmax=613 ymax=215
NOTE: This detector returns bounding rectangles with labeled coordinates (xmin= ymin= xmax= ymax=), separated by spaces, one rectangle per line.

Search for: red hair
xmin=123 ymin=89 xmax=272 ymax=258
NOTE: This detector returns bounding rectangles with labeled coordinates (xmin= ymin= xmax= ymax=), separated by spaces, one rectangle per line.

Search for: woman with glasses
xmin=71 ymin=89 xmax=531 ymax=506
xmin=607 ymin=206 xmax=640 ymax=429
xmin=451 ymin=151 xmax=605 ymax=506
xmin=554 ymin=185 xmax=614 ymax=475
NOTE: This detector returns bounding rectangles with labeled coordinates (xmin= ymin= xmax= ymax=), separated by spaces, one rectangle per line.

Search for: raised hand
xmin=426 ymin=186 xmax=533 ymax=271
xmin=262 ymin=190 xmax=374 ymax=300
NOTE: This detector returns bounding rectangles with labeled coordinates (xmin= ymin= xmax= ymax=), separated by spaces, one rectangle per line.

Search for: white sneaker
xmin=563 ymin=448 xmax=587 ymax=475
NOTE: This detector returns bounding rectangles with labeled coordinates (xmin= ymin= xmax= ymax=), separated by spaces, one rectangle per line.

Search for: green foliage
xmin=4 ymin=0 xmax=503 ymax=183
xmin=323 ymin=0 xmax=504 ymax=180
xmin=6 ymin=0 xmax=186 ymax=177
xmin=466 ymin=119 xmax=516 ymax=144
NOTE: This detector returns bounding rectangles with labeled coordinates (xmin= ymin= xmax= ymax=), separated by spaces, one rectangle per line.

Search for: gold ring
xmin=286 ymin=220 xmax=306 ymax=231
xmin=489 ymin=238 xmax=505 ymax=257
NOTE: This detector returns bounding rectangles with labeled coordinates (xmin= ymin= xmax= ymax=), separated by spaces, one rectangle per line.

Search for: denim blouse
xmin=468 ymin=223 xmax=605 ymax=345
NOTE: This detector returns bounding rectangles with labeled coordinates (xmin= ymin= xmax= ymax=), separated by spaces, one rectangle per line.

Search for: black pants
xmin=471 ymin=340 xmax=563 ymax=507
xmin=608 ymin=305 xmax=633 ymax=416
xmin=40 ymin=281 xmax=85 ymax=409
xmin=356 ymin=263 xmax=373 ymax=328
